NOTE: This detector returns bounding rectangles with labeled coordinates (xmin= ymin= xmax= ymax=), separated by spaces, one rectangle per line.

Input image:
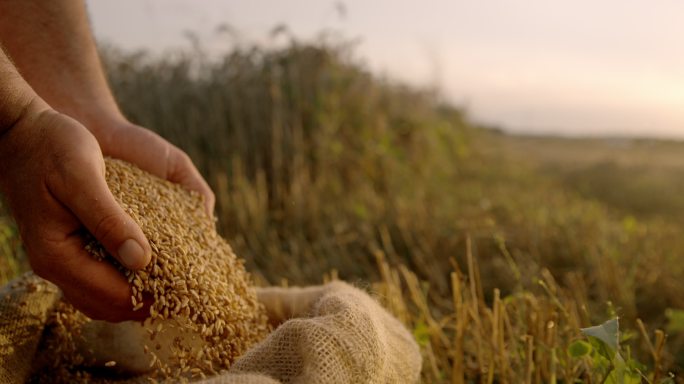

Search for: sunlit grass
xmin=1 ymin=37 xmax=683 ymax=382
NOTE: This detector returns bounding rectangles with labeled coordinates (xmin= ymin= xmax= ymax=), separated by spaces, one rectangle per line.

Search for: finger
xmin=168 ymin=153 xmax=215 ymax=215
xmin=185 ymin=169 xmax=215 ymax=215
xmin=102 ymin=126 xmax=215 ymax=215
xmin=61 ymin=265 xmax=147 ymax=322
xmin=49 ymin=157 xmax=152 ymax=270
xmin=32 ymin=235 xmax=147 ymax=322
xmin=61 ymin=271 xmax=153 ymax=323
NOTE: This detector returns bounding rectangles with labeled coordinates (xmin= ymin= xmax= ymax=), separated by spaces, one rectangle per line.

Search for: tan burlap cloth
xmin=0 ymin=273 xmax=421 ymax=383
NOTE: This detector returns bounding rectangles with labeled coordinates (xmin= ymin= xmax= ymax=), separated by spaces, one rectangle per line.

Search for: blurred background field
xmin=2 ymin=38 xmax=684 ymax=382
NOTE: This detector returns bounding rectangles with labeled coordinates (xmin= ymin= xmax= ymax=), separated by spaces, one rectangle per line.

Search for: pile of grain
xmin=33 ymin=158 xmax=270 ymax=381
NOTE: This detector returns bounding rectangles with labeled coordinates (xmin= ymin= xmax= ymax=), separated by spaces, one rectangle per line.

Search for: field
xmin=2 ymin=38 xmax=684 ymax=382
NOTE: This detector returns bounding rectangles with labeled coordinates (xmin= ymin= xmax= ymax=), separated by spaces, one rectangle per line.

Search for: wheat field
xmin=1 ymin=38 xmax=683 ymax=382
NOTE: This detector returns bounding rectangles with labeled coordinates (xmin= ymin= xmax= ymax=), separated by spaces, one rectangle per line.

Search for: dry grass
xmin=373 ymin=241 xmax=674 ymax=383
xmin=1 ymin=37 xmax=683 ymax=382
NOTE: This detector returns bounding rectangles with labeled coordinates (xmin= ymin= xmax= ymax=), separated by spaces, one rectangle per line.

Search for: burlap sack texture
xmin=0 ymin=273 xmax=422 ymax=383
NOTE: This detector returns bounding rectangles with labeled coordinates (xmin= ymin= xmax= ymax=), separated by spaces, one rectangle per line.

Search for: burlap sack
xmin=0 ymin=273 xmax=421 ymax=383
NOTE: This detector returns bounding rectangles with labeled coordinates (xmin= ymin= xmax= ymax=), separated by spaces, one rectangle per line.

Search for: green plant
xmin=0 ymin=37 xmax=683 ymax=381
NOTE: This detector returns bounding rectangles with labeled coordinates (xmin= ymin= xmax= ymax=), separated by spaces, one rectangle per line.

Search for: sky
xmin=87 ymin=0 xmax=684 ymax=139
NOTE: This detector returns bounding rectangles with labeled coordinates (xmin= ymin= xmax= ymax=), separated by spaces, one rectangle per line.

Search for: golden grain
xmin=35 ymin=158 xmax=270 ymax=381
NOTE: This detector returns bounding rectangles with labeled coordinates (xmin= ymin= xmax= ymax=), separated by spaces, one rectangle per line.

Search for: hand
xmin=90 ymin=117 xmax=215 ymax=215
xmin=0 ymin=99 xmax=152 ymax=322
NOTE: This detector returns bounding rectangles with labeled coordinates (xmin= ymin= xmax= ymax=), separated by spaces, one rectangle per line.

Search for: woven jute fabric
xmin=0 ymin=274 xmax=421 ymax=383
xmin=0 ymin=273 xmax=61 ymax=383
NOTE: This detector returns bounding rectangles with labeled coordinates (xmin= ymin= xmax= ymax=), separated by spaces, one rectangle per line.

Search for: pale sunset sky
xmin=87 ymin=0 xmax=684 ymax=139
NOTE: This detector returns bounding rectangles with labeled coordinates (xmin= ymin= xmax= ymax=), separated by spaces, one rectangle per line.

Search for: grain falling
xmin=34 ymin=158 xmax=270 ymax=381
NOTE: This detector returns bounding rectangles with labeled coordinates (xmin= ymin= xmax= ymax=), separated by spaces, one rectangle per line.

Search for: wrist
xmin=0 ymin=93 xmax=31 ymax=138
xmin=0 ymin=97 xmax=53 ymax=194
xmin=0 ymin=94 xmax=51 ymax=140
xmin=60 ymin=104 xmax=129 ymax=151
xmin=0 ymin=77 xmax=46 ymax=139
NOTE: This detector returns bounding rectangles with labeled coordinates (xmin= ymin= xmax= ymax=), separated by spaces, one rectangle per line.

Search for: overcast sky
xmin=87 ymin=0 xmax=684 ymax=139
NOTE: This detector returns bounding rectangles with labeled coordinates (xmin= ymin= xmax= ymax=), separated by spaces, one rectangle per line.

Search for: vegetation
xmin=2 ymin=36 xmax=684 ymax=382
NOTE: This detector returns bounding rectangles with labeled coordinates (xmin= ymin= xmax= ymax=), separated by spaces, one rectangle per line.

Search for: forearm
xmin=0 ymin=46 xmax=46 ymax=137
xmin=0 ymin=0 xmax=121 ymax=134
xmin=0 ymin=0 xmax=215 ymax=212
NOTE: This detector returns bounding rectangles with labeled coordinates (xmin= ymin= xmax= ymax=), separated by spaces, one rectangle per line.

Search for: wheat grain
xmin=34 ymin=158 xmax=270 ymax=382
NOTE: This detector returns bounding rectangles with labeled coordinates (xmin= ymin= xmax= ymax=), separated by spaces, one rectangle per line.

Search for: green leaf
xmin=568 ymin=340 xmax=592 ymax=357
xmin=581 ymin=318 xmax=620 ymax=353
xmin=412 ymin=321 xmax=430 ymax=347
xmin=665 ymin=308 xmax=684 ymax=334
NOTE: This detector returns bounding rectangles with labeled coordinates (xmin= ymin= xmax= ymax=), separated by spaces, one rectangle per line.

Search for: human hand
xmin=0 ymin=99 xmax=152 ymax=322
xmin=0 ymin=0 xmax=213 ymax=213
xmin=88 ymin=117 xmax=215 ymax=215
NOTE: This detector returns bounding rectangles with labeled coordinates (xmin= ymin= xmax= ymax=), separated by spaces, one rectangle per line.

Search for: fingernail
xmin=118 ymin=239 xmax=146 ymax=269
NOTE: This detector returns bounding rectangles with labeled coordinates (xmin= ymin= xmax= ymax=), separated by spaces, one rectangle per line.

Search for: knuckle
xmin=177 ymin=151 xmax=192 ymax=165
xmin=176 ymin=152 xmax=195 ymax=174
xmin=205 ymin=189 xmax=216 ymax=205
xmin=47 ymin=151 xmax=103 ymax=196
xmin=53 ymin=144 xmax=96 ymax=176
xmin=92 ymin=212 xmax=128 ymax=245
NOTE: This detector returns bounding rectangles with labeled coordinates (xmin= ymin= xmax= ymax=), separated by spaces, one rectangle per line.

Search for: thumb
xmin=50 ymin=158 xmax=152 ymax=270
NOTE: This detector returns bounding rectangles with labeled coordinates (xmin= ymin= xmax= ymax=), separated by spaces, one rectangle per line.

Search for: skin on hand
xmin=0 ymin=0 xmax=215 ymax=215
xmin=92 ymin=117 xmax=216 ymax=215
xmin=0 ymin=99 xmax=152 ymax=322
xmin=0 ymin=0 xmax=214 ymax=319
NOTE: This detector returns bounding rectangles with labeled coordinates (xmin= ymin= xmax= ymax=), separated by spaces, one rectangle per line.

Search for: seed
xmin=27 ymin=158 xmax=271 ymax=382
xmin=149 ymin=353 xmax=158 ymax=368
xmin=68 ymin=158 xmax=270 ymax=380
